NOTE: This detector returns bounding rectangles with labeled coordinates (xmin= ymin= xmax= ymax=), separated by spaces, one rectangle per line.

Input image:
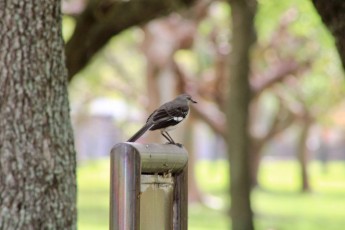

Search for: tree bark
xmin=227 ymin=0 xmax=257 ymax=229
xmin=311 ymin=0 xmax=345 ymax=71
xmin=0 ymin=1 xmax=77 ymax=229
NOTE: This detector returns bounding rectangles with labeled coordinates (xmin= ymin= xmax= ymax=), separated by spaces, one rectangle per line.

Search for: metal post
xmin=173 ymin=166 xmax=188 ymax=230
xmin=110 ymin=143 xmax=188 ymax=230
xmin=140 ymin=174 xmax=174 ymax=230
xmin=110 ymin=144 xmax=141 ymax=230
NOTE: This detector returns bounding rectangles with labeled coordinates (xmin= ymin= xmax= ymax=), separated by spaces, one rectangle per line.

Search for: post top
xmin=111 ymin=142 xmax=188 ymax=174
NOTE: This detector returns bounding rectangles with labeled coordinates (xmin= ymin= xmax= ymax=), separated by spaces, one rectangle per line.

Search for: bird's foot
xmin=166 ymin=142 xmax=183 ymax=148
xmin=175 ymin=143 xmax=183 ymax=148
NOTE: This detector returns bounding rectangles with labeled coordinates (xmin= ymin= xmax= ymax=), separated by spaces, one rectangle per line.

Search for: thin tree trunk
xmin=297 ymin=120 xmax=311 ymax=192
xmin=184 ymin=119 xmax=202 ymax=203
xmin=249 ymin=142 xmax=264 ymax=188
xmin=0 ymin=1 xmax=77 ymax=229
xmin=227 ymin=0 xmax=257 ymax=229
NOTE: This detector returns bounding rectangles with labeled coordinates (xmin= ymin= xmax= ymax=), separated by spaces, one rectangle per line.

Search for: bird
xmin=127 ymin=93 xmax=197 ymax=146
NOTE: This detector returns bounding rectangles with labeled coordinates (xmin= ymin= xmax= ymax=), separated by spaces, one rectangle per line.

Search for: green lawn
xmin=78 ymin=159 xmax=345 ymax=230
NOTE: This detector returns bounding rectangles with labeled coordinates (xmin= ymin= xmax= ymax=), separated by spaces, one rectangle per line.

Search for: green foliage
xmin=68 ymin=28 xmax=146 ymax=109
xmin=78 ymin=159 xmax=345 ymax=230
xmin=256 ymin=0 xmax=331 ymax=45
xmin=62 ymin=16 xmax=76 ymax=42
xmin=255 ymin=0 xmax=345 ymax=124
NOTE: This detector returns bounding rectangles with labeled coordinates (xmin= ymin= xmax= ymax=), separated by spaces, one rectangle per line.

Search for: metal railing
xmin=110 ymin=142 xmax=188 ymax=230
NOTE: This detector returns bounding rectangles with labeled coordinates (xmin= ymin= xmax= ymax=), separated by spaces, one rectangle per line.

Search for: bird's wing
xmin=148 ymin=103 xmax=189 ymax=130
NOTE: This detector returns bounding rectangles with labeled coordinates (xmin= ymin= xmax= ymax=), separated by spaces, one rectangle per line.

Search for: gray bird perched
xmin=127 ymin=93 xmax=197 ymax=146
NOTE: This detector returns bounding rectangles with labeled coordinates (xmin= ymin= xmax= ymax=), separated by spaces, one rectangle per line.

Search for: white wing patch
xmin=173 ymin=117 xmax=184 ymax=122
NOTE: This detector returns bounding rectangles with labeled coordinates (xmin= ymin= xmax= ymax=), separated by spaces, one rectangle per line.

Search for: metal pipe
xmin=173 ymin=166 xmax=188 ymax=230
xmin=125 ymin=143 xmax=188 ymax=174
xmin=110 ymin=144 xmax=141 ymax=230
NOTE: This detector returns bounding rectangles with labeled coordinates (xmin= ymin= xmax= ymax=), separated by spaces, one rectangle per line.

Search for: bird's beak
xmin=190 ymin=98 xmax=197 ymax=103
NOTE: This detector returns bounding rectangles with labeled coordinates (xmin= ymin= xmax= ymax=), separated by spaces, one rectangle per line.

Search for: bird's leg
xmin=163 ymin=131 xmax=182 ymax=148
xmin=164 ymin=131 xmax=175 ymax=143
xmin=161 ymin=131 xmax=174 ymax=144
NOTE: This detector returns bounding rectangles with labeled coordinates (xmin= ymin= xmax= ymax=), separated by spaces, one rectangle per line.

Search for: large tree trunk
xmin=311 ymin=0 xmax=345 ymax=71
xmin=227 ymin=0 xmax=257 ymax=229
xmin=0 ymin=1 xmax=77 ymax=229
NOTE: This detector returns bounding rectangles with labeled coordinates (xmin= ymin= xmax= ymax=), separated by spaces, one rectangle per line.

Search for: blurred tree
xmin=189 ymin=12 xmax=311 ymax=188
xmin=312 ymin=0 xmax=345 ymax=71
xmin=0 ymin=1 xmax=76 ymax=229
xmin=189 ymin=2 xmax=344 ymax=191
xmin=226 ymin=0 xmax=256 ymax=229
xmin=276 ymin=63 xmax=345 ymax=192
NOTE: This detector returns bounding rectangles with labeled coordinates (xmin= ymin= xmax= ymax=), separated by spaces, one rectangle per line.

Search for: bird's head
xmin=178 ymin=93 xmax=197 ymax=104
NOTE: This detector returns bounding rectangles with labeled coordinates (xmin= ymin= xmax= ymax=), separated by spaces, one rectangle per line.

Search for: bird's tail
xmin=127 ymin=123 xmax=153 ymax=142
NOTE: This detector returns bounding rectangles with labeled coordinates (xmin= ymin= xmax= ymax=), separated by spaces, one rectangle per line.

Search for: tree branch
xmin=251 ymin=59 xmax=310 ymax=96
xmin=191 ymin=103 xmax=226 ymax=138
xmin=65 ymin=0 xmax=196 ymax=81
xmin=253 ymin=97 xmax=294 ymax=144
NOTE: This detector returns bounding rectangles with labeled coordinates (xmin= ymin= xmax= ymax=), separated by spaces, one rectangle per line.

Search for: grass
xmin=78 ymin=159 xmax=345 ymax=229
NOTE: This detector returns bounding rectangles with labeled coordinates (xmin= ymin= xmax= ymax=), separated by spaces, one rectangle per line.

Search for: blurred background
xmin=62 ymin=0 xmax=345 ymax=229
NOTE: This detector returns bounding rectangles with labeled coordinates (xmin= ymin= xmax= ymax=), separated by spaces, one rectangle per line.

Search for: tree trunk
xmin=249 ymin=142 xmax=264 ymax=188
xmin=227 ymin=0 xmax=257 ymax=229
xmin=184 ymin=119 xmax=202 ymax=203
xmin=296 ymin=120 xmax=311 ymax=192
xmin=0 ymin=1 xmax=77 ymax=229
